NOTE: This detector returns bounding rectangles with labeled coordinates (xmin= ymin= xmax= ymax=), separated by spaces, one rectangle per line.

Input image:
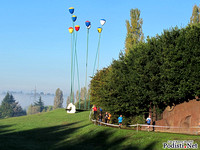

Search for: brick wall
xmin=155 ymin=100 xmax=200 ymax=134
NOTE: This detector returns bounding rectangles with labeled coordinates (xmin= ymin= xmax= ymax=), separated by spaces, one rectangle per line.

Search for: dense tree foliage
xmin=34 ymin=96 xmax=44 ymax=112
xmin=27 ymin=104 xmax=41 ymax=115
xmin=27 ymin=96 xmax=44 ymax=115
xmin=0 ymin=93 xmax=26 ymax=118
xmin=27 ymin=96 xmax=53 ymax=115
xmin=90 ymin=24 xmax=200 ymax=123
xmin=27 ymin=104 xmax=53 ymax=115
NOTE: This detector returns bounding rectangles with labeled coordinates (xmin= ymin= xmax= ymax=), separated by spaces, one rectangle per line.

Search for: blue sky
xmin=0 ymin=0 xmax=199 ymax=95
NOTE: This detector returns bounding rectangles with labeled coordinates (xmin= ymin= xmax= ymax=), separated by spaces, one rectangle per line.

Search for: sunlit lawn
xmin=0 ymin=109 xmax=199 ymax=150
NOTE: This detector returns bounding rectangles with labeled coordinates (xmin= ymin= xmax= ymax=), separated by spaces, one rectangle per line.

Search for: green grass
xmin=0 ymin=109 xmax=200 ymax=150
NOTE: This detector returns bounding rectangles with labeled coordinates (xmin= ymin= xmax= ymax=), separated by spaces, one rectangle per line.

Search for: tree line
xmin=90 ymin=7 xmax=200 ymax=124
xmin=0 ymin=86 xmax=90 ymax=119
xmin=0 ymin=88 xmax=64 ymax=119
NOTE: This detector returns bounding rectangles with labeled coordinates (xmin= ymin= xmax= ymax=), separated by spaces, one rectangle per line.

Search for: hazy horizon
xmin=0 ymin=91 xmax=68 ymax=110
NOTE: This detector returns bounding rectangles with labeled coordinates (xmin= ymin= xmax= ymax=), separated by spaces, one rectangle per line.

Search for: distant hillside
xmin=0 ymin=109 xmax=200 ymax=150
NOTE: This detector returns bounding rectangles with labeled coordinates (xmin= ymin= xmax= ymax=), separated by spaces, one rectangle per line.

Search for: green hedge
xmin=90 ymin=24 xmax=200 ymax=120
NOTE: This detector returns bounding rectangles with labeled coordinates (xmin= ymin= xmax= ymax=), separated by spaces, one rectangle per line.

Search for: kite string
xmin=85 ymin=29 xmax=89 ymax=109
xmin=93 ymin=32 xmax=101 ymax=76
xmin=97 ymin=31 xmax=102 ymax=71
xmin=72 ymin=22 xmax=76 ymax=104
xmin=70 ymin=33 xmax=74 ymax=103
xmin=88 ymin=32 xmax=101 ymax=109
xmin=74 ymin=31 xmax=81 ymax=109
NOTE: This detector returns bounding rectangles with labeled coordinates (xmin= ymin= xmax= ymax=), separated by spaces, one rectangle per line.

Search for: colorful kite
xmin=72 ymin=15 xmax=77 ymax=22
xmin=97 ymin=27 xmax=102 ymax=33
xmin=85 ymin=21 xmax=91 ymax=29
xmin=75 ymin=25 xmax=80 ymax=31
xmin=100 ymin=19 xmax=106 ymax=26
xmin=69 ymin=7 xmax=74 ymax=14
xmin=68 ymin=27 xmax=73 ymax=33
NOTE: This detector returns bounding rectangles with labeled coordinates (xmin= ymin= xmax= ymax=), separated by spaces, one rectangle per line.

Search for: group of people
xmin=92 ymin=105 xmax=122 ymax=127
xmin=92 ymin=105 xmax=152 ymax=129
xmin=98 ymin=112 xmax=112 ymax=125
xmin=92 ymin=105 xmax=111 ymax=125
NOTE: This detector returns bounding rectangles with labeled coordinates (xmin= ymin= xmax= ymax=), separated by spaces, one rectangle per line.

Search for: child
xmin=118 ymin=115 xmax=123 ymax=128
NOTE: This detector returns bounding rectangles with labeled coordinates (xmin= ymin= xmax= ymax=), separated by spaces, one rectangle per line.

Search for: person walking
xmin=99 ymin=107 xmax=103 ymax=115
xmin=104 ymin=112 xmax=109 ymax=124
xmin=98 ymin=113 xmax=102 ymax=126
xmin=92 ymin=105 xmax=97 ymax=120
xmin=118 ymin=115 xmax=123 ymax=128
xmin=146 ymin=115 xmax=151 ymax=132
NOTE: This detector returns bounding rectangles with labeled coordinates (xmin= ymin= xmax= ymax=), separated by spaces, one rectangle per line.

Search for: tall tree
xmin=0 ymin=93 xmax=26 ymax=118
xmin=190 ymin=4 xmax=200 ymax=24
xmin=34 ymin=96 xmax=44 ymax=112
xmin=53 ymin=88 xmax=64 ymax=109
xmin=125 ymin=8 xmax=144 ymax=53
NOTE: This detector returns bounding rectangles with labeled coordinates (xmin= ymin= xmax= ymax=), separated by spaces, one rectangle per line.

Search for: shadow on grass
xmin=0 ymin=121 xmax=87 ymax=150
xmin=0 ymin=124 xmax=16 ymax=134
xmin=57 ymin=129 xmax=158 ymax=150
xmin=0 ymin=122 xmax=158 ymax=150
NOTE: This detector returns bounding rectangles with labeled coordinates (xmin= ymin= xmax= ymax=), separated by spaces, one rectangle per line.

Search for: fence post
xmin=94 ymin=120 xmax=96 ymax=125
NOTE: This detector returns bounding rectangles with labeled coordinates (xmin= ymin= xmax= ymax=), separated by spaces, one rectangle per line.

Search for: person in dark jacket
xmin=104 ymin=112 xmax=109 ymax=123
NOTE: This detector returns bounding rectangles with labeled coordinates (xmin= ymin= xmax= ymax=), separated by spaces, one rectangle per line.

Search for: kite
xmin=75 ymin=25 xmax=80 ymax=31
xmin=72 ymin=15 xmax=77 ymax=22
xmin=100 ymin=19 xmax=106 ymax=26
xmin=85 ymin=21 xmax=91 ymax=29
xmin=97 ymin=27 xmax=102 ymax=33
xmin=68 ymin=27 xmax=73 ymax=33
xmin=69 ymin=7 xmax=74 ymax=14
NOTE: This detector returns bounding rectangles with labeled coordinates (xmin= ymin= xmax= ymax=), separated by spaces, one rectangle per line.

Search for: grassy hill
xmin=0 ymin=109 xmax=200 ymax=150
